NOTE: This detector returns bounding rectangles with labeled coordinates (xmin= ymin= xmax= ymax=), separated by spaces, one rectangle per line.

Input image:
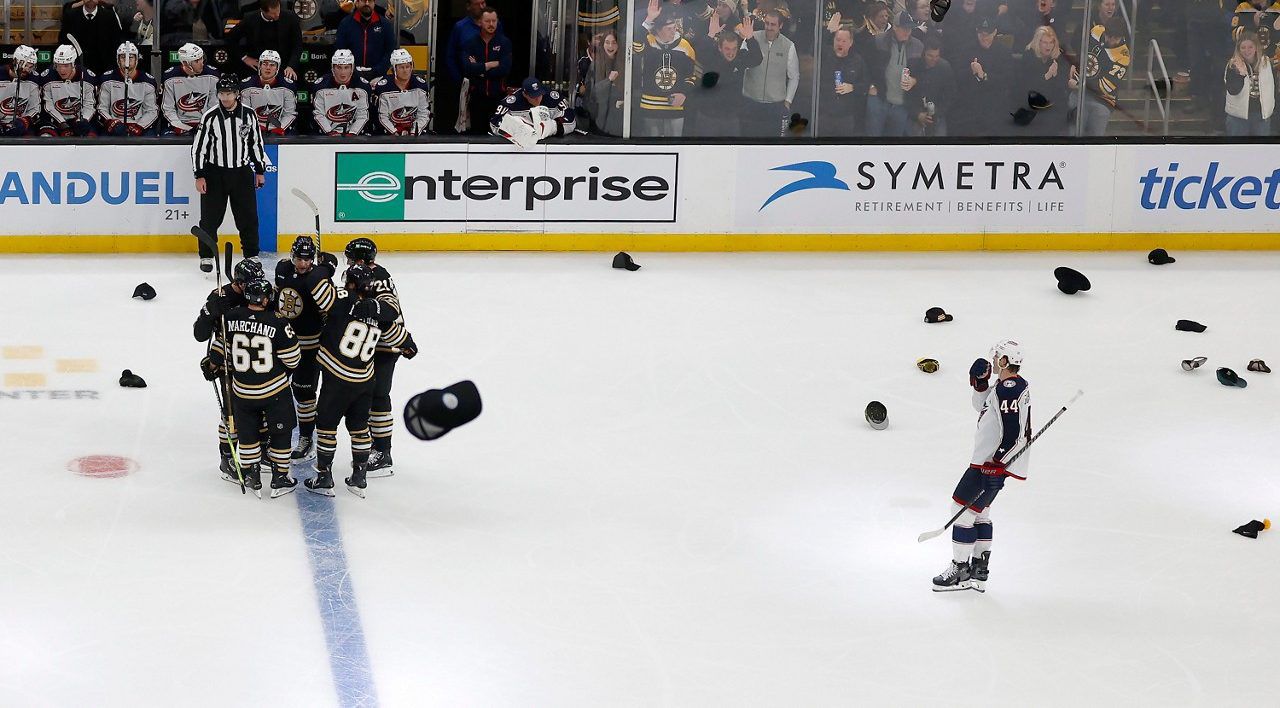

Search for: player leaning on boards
xmin=490 ymin=77 xmax=577 ymax=149
xmin=191 ymin=76 xmax=268 ymax=272
xmin=204 ymin=279 xmax=302 ymax=498
xmin=934 ymin=340 xmax=1032 ymax=593
xmin=275 ymin=236 xmax=340 ymax=462
xmin=343 ymin=238 xmax=418 ymax=478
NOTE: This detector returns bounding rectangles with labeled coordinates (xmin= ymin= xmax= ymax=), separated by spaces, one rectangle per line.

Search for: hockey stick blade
xmin=191 ymin=225 xmax=216 ymax=253
xmin=916 ymin=389 xmax=1085 ymax=543
xmin=291 ymin=187 xmax=320 ymax=216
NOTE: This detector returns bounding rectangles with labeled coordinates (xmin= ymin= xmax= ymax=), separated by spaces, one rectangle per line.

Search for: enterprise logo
xmin=337 ymin=170 xmax=401 ymax=203
xmin=1138 ymin=162 xmax=1280 ymax=210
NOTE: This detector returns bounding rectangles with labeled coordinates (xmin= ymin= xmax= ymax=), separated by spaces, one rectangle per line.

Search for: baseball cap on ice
xmin=1054 ymin=267 xmax=1090 ymax=294
xmin=924 ymin=307 xmax=953 ymax=323
xmin=1175 ymin=319 xmax=1206 ymax=333
xmin=1148 ymin=248 xmax=1176 ymax=265
xmin=1216 ymin=367 xmax=1246 ymax=388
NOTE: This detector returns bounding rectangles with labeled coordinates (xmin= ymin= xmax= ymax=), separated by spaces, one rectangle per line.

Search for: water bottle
xmin=834 ymin=69 xmax=843 ymax=90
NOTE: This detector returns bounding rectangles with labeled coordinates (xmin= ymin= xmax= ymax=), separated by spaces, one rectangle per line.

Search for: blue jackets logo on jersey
xmin=759 ymin=161 xmax=850 ymax=211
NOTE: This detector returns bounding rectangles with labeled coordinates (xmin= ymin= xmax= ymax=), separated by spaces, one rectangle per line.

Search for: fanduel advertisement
xmin=334 ymin=151 xmax=679 ymax=223
xmin=739 ymin=146 xmax=1089 ymax=232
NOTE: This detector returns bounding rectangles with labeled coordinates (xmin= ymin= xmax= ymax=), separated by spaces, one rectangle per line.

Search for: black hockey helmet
xmin=233 ymin=258 xmax=265 ymax=283
xmin=291 ymin=235 xmax=317 ymax=261
xmin=344 ymin=237 xmax=377 ymax=264
xmin=217 ymin=75 xmax=240 ymax=94
xmin=242 ymin=278 xmax=274 ymax=305
xmin=343 ymin=264 xmax=377 ymax=295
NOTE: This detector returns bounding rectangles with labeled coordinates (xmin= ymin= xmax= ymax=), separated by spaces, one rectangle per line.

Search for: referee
xmin=192 ymin=76 xmax=268 ymax=272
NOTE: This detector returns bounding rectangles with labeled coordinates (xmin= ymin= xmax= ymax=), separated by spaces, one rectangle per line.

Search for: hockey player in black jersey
xmin=275 ymin=236 xmax=339 ymax=461
xmin=343 ymin=237 xmax=417 ymax=478
xmin=305 ymin=264 xmax=400 ymax=498
xmin=195 ymin=258 xmax=265 ymax=479
xmin=204 ymin=279 xmax=302 ymax=497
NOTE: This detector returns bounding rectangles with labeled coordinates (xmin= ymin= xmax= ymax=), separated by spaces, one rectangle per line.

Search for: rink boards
xmin=0 ymin=142 xmax=1278 ymax=252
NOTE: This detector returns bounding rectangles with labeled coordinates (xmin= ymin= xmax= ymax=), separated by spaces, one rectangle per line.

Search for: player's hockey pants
xmin=291 ymin=345 xmax=321 ymax=437
xmin=315 ymin=373 xmax=373 ymax=469
xmin=231 ymin=391 xmax=296 ymax=474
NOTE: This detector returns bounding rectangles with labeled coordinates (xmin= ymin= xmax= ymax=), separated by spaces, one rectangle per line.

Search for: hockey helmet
xmin=178 ymin=43 xmax=204 ymax=63
xmin=53 ymin=44 xmax=78 ymax=65
xmin=117 ymin=41 xmax=139 ymax=58
xmin=258 ymin=49 xmax=282 ymax=66
xmin=344 ymin=237 xmax=377 ymax=264
xmin=390 ymin=48 xmax=413 ymax=67
xmin=242 ymin=278 xmax=274 ymax=305
xmin=990 ymin=339 xmax=1024 ymax=368
xmin=290 ymin=235 xmax=317 ymax=261
xmin=343 ymin=264 xmax=377 ymax=295
xmin=233 ymin=258 xmax=265 ymax=284
xmin=216 ymin=75 xmax=240 ymax=94
xmin=331 ymin=49 xmax=356 ymax=66
xmin=12 ymin=45 xmax=38 ymax=72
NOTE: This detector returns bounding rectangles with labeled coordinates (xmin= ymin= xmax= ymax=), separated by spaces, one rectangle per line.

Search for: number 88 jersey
xmin=317 ymin=293 xmax=400 ymax=384
xmin=209 ymin=307 xmax=302 ymax=399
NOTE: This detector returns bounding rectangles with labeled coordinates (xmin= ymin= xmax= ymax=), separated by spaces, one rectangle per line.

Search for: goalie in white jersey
xmin=933 ymin=339 xmax=1032 ymax=593
xmin=490 ymin=77 xmax=577 ymax=149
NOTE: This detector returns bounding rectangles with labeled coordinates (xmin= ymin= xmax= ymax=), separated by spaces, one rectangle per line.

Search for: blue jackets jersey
xmin=489 ymin=89 xmax=577 ymax=134
xmin=970 ymin=376 xmax=1031 ymax=478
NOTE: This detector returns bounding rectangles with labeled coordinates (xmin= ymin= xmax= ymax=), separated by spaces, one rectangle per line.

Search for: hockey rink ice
xmin=2 ymin=250 xmax=1278 ymax=706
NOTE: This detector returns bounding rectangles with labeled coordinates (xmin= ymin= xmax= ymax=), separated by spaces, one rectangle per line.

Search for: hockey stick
xmin=193 ymin=226 xmax=248 ymax=495
xmin=290 ymin=187 xmax=322 ymax=252
xmin=66 ymin=34 xmax=86 ymax=131
xmin=917 ymin=388 xmax=1084 ymax=543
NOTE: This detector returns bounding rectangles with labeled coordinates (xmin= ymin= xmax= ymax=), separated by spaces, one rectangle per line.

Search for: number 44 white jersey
xmin=970 ymin=376 xmax=1031 ymax=479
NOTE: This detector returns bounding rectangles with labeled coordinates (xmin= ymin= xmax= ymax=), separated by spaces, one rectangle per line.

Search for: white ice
xmin=2 ymin=251 xmax=1279 ymax=707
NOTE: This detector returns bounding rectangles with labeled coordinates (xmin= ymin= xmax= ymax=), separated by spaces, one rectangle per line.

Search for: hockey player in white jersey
xmin=371 ymin=48 xmax=430 ymax=136
xmin=240 ymin=50 xmax=298 ymax=135
xmin=490 ymin=77 xmax=577 ymax=148
xmin=37 ymin=45 xmax=96 ymax=137
xmin=311 ymin=48 xmax=370 ymax=136
xmin=933 ymin=339 xmax=1032 ymax=593
xmin=0 ymin=45 xmax=42 ymax=136
xmin=96 ymin=42 xmax=159 ymax=136
xmin=160 ymin=43 xmax=220 ymax=135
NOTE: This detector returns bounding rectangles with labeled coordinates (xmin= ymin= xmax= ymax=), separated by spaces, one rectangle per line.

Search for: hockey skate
xmin=242 ymin=466 xmax=263 ymax=499
xmin=270 ymin=466 xmax=297 ymax=499
xmin=932 ymin=560 xmax=971 ymax=592
xmin=219 ymin=455 xmax=239 ymax=484
xmin=304 ymin=464 xmax=335 ymax=497
xmin=344 ymin=462 xmax=368 ymax=499
xmin=365 ymin=450 xmax=394 ymax=479
xmin=291 ymin=434 xmax=315 ymax=461
xmin=969 ymin=551 xmax=990 ymax=593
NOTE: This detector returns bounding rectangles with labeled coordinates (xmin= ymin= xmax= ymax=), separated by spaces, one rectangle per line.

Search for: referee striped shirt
xmin=191 ymin=103 xmax=267 ymax=178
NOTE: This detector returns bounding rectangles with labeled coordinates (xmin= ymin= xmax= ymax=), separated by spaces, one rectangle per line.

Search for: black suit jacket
xmin=225 ymin=9 xmax=304 ymax=73
xmin=59 ymin=3 xmax=125 ymax=75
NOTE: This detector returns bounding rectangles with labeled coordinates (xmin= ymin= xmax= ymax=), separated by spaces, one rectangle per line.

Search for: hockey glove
xmin=319 ymin=251 xmax=339 ymax=272
xmin=127 ymin=123 xmax=145 ymax=136
xmin=106 ymin=120 xmax=127 ymax=136
xmin=399 ymin=334 xmax=418 ymax=360
xmin=969 ymin=357 xmax=991 ymax=392
xmin=978 ymin=463 xmax=1007 ymax=492
xmin=270 ymin=127 xmax=286 ymax=136
xmin=199 ymin=355 xmax=224 ymax=381
xmin=351 ymin=298 xmax=381 ymax=321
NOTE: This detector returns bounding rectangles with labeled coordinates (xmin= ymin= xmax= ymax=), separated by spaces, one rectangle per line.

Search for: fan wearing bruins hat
xmin=344 ymin=238 xmax=418 ymax=478
xmin=932 ymin=339 xmax=1032 ymax=594
xmin=275 ymin=235 xmax=340 ymax=461
xmin=306 ymin=263 xmax=402 ymax=498
xmin=161 ymin=43 xmax=221 ymax=135
xmin=203 ymin=278 xmax=302 ymax=497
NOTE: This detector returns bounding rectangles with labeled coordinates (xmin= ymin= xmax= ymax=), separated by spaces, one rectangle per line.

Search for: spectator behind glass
xmin=1224 ymin=31 xmax=1277 ymax=136
xmin=866 ymin=11 xmax=923 ymax=137
xmin=225 ymin=0 xmax=303 ymax=81
xmin=59 ymin=0 xmax=125 ymax=74
xmin=1014 ymin=0 xmax=1058 ymax=50
xmin=857 ymin=1 xmax=892 ymax=69
xmin=904 ymin=35 xmax=954 ymax=137
xmin=1017 ymin=25 xmax=1072 ymax=135
xmin=1071 ymin=17 xmax=1129 ymax=136
xmin=1231 ymin=0 xmax=1280 ymax=69
xmin=583 ymin=30 xmax=626 ymax=135
xmin=742 ymin=10 xmax=800 ymax=137
xmin=692 ymin=19 xmax=762 ymax=137
xmin=633 ymin=6 xmax=699 ymax=138
xmin=949 ymin=17 xmax=1012 ymax=136
xmin=910 ymin=0 xmax=942 ymax=43
xmin=942 ymin=0 xmax=982 ymax=63
xmin=817 ymin=27 xmax=869 ymax=136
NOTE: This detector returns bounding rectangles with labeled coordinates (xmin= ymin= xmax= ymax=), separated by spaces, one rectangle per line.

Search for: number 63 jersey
xmin=970 ymin=376 xmax=1032 ymax=479
xmin=209 ymin=307 xmax=302 ymax=399
xmin=317 ymin=293 xmax=400 ymax=385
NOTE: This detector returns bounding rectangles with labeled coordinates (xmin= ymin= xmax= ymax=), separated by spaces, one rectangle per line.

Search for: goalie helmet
xmin=12 ymin=45 xmax=38 ymax=72
xmin=242 ymin=278 xmax=274 ymax=305
xmin=53 ymin=44 xmax=77 ymax=65
xmin=233 ymin=258 xmax=265 ymax=284
xmin=177 ymin=43 xmax=203 ymax=63
xmin=991 ymin=339 xmax=1024 ymax=368
xmin=344 ymin=237 xmax=377 ymax=264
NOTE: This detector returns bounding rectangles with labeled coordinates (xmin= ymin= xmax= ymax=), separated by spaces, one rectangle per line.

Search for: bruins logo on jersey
xmin=1086 ymin=53 xmax=1099 ymax=78
xmin=278 ymin=287 xmax=305 ymax=319
xmin=655 ymin=55 xmax=678 ymax=91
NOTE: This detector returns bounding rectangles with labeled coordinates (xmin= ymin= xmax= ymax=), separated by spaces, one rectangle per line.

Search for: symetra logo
xmin=1138 ymin=162 xmax=1280 ymax=210
xmin=334 ymin=151 xmax=678 ymax=223
xmin=760 ymin=161 xmax=850 ymax=211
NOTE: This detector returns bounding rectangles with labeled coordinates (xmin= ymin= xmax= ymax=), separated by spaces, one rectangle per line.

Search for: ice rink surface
xmin=2 ymin=251 xmax=1278 ymax=707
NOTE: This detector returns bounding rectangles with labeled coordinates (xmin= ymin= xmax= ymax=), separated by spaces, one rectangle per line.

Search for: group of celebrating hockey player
xmin=194 ymin=236 xmax=417 ymax=499
xmin=1 ymin=37 xmax=577 ymax=142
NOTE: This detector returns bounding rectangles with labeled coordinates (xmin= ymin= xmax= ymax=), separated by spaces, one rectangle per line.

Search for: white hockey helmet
xmin=13 ymin=45 xmax=38 ymax=71
xmin=390 ymin=48 xmax=413 ymax=67
xmin=259 ymin=49 xmax=282 ymax=66
xmin=331 ymin=49 xmax=355 ymax=66
xmin=117 ymin=41 xmax=140 ymax=58
xmin=178 ymin=43 xmax=204 ymax=63
xmin=53 ymin=44 xmax=78 ymax=65
xmin=991 ymin=339 xmax=1024 ymax=368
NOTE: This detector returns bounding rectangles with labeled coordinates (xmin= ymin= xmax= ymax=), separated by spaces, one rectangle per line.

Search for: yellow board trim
xmin=5 ymin=232 xmax=1280 ymax=253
